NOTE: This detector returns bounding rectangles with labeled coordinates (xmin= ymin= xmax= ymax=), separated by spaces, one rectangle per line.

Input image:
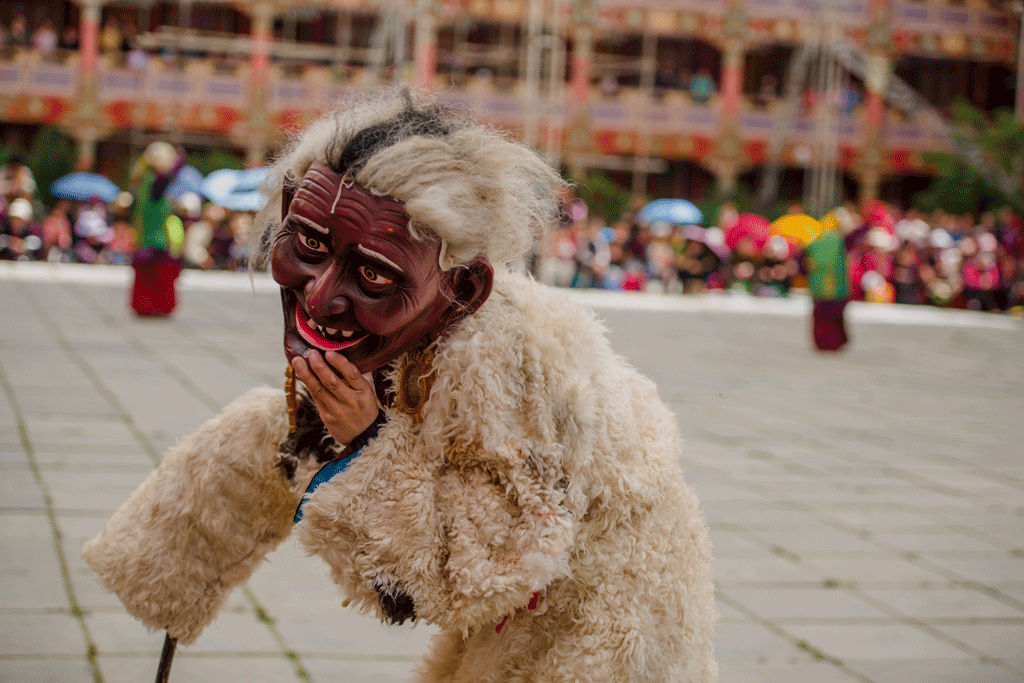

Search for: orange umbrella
xmin=769 ymin=214 xmax=823 ymax=247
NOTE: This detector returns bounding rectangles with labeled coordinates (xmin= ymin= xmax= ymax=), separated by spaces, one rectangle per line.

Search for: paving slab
xmin=2 ymin=262 xmax=1022 ymax=683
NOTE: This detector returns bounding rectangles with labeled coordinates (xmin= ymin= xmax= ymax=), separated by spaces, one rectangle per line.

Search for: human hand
xmin=291 ymin=350 xmax=379 ymax=445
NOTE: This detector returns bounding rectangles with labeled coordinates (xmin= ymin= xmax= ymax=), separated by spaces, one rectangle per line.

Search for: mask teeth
xmin=316 ymin=324 xmax=355 ymax=340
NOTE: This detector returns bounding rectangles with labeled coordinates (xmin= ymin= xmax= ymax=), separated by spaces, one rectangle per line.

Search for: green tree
xmin=914 ymin=98 xmax=1024 ymax=214
xmin=27 ymin=126 xmax=76 ymax=208
xmin=190 ymin=148 xmax=245 ymax=177
xmin=576 ymin=172 xmax=632 ymax=224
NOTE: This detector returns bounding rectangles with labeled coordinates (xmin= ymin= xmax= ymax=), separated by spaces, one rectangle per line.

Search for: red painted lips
xmin=294 ymin=305 xmax=366 ymax=352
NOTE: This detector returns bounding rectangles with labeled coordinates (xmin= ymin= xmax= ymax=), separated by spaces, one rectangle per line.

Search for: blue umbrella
xmin=51 ymin=172 xmax=121 ymax=203
xmin=164 ymin=165 xmax=205 ymax=202
xmin=637 ymin=198 xmax=703 ymax=226
xmin=200 ymin=168 xmax=268 ymax=212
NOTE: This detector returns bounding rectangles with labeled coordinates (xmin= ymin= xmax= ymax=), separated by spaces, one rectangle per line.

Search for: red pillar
xmin=74 ymin=0 xmax=103 ymax=171
xmin=570 ymin=25 xmax=592 ymax=112
xmin=249 ymin=3 xmax=272 ymax=92
xmin=414 ymin=33 xmax=436 ymax=91
xmin=413 ymin=0 xmax=437 ymax=91
xmin=720 ymin=38 xmax=744 ymax=121
xmin=246 ymin=1 xmax=274 ymax=167
xmin=79 ymin=0 xmax=101 ymax=75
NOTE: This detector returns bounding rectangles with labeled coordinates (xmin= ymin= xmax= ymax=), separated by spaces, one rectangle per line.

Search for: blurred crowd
xmin=0 ymin=158 xmax=255 ymax=272
xmin=535 ymin=200 xmax=1024 ymax=315
xmin=3 ymin=153 xmax=1022 ymax=316
xmin=1 ymin=13 xmax=82 ymax=62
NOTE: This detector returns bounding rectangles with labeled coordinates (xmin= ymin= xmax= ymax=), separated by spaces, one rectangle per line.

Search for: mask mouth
xmin=294 ymin=304 xmax=367 ymax=352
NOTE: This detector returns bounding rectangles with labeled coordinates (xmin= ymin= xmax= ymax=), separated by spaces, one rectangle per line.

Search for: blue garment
xmin=294 ymin=449 xmax=362 ymax=523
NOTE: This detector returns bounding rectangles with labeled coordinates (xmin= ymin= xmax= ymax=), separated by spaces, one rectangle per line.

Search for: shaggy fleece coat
xmin=84 ymin=269 xmax=718 ymax=682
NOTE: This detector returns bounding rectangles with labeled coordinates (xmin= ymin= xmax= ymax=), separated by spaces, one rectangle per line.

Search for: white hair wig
xmin=252 ymin=88 xmax=567 ymax=270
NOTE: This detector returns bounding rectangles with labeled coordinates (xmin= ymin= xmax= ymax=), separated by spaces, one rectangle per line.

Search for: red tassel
xmin=496 ymin=592 xmax=541 ymax=634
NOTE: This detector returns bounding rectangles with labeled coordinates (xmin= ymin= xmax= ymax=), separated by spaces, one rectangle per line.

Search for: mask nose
xmin=303 ymin=265 xmax=350 ymax=320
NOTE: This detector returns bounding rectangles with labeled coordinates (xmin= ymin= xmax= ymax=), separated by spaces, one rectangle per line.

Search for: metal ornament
xmin=392 ymin=344 xmax=437 ymax=424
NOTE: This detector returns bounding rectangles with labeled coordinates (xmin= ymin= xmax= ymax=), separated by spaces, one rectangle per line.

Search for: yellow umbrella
xmin=821 ymin=212 xmax=839 ymax=232
xmin=770 ymin=214 xmax=823 ymax=247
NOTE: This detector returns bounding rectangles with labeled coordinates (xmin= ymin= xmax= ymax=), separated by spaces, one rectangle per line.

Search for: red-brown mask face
xmin=271 ymin=161 xmax=492 ymax=374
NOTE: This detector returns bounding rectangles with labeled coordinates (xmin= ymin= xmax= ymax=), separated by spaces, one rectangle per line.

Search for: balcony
xmin=0 ymin=45 xmax=957 ymax=175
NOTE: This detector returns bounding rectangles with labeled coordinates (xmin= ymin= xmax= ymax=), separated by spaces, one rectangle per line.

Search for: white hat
xmin=978 ymin=233 xmax=997 ymax=253
xmin=114 ymin=191 xmax=134 ymax=210
xmin=7 ymin=198 xmax=33 ymax=222
xmin=764 ymin=234 xmax=790 ymax=259
xmin=896 ymin=218 xmax=929 ymax=246
xmin=175 ymin=191 xmax=202 ymax=218
xmin=929 ymin=228 xmax=952 ymax=249
xmin=650 ymin=221 xmax=672 ymax=239
xmin=867 ymin=227 xmax=894 ymax=251
xmin=860 ymin=271 xmax=884 ymax=291
xmin=75 ymin=210 xmax=113 ymax=242
xmin=144 ymin=141 xmax=177 ymax=173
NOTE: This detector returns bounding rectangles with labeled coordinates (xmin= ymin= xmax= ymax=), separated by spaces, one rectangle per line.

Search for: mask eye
xmin=298 ymin=233 xmax=329 ymax=255
xmin=359 ymin=265 xmax=394 ymax=287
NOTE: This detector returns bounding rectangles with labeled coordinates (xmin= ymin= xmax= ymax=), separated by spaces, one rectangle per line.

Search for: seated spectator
xmin=182 ymin=203 xmax=226 ymax=270
xmin=599 ymin=73 xmax=620 ymax=99
xmin=675 ymin=238 xmax=721 ymax=294
xmin=41 ymin=201 xmax=72 ymax=261
xmin=892 ymin=240 xmax=923 ymax=305
xmin=125 ymin=38 xmax=150 ymax=70
xmin=58 ymin=25 xmax=79 ymax=52
xmin=1 ymin=197 xmax=43 ymax=261
xmin=227 ymin=212 xmax=252 ymax=271
xmin=754 ymin=74 xmax=778 ymax=108
xmin=995 ymin=206 xmax=1023 ymax=261
xmin=120 ymin=18 xmax=137 ymax=52
xmin=644 ymin=221 xmax=676 ymax=288
xmin=72 ymin=210 xmax=114 ymax=264
xmin=105 ymin=218 xmax=136 ymax=265
xmin=100 ymin=19 xmax=122 ymax=57
xmin=6 ymin=15 xmax=30 ymax=50
xmin=689 ymin=67 xmax=716 ymax=105
xmin=997 ymin=252 xmax=1023 ymax=313
xmin=33 ymin=19 xmax=58 ymax=61
xmin=0 ymin=155 xmax=37 ymax=202
xmin=960 ymin=235 xmax=1001 ymax=312
xmin=754 ymin=235 xmax=794 ymax=297
xmin=654 ymin=60 xmax=681 ymax=91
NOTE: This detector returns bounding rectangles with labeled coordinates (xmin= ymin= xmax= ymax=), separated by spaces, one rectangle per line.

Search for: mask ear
xmin=281 ymin=171 xmax=298 ymax=222
xmin=439 ymin=257 xmax=494 ymax=333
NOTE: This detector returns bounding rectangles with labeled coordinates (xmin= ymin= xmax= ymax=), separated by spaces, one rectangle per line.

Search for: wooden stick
xmin=155 ymin=633 xmax=177 ymax=683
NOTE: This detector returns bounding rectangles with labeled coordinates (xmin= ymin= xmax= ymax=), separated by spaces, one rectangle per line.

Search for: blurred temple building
xmin=0 ymin=0 xmax=1019 ymax=207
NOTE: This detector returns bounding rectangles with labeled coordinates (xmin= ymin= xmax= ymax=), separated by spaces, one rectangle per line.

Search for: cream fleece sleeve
xmin=82 ymin=386 xmax=320 ymax=645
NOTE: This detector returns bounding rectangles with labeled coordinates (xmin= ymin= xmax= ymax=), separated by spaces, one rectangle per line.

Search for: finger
xmin=306 ymin=351 xmax=356 ymax=398
xmin=291 ymin=356 xmax=324 ymax=396
xmin=324 ymin=351 xmax=368 ymax=389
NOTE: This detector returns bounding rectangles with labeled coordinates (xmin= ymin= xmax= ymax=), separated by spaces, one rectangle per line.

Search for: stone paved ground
xmin=1 ymin=262 xmax=1022 ymax=683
